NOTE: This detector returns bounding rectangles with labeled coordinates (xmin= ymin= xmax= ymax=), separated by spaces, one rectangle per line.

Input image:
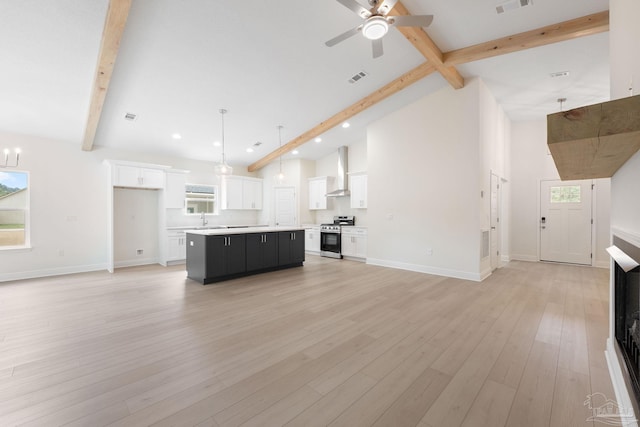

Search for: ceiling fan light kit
xmin=362 ymin=16 xmax=389 ymax=40
xmin=326 ymin=0 xmax=433 ymax=59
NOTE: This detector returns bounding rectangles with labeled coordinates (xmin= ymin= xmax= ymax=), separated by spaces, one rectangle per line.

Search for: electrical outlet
xmin=137 ymin=249 xmax=143 ymax=255
xmin=426 ymin=248 xmax=433 ymax=256
xmin=58 ymin=249 xmax=64 ymax=257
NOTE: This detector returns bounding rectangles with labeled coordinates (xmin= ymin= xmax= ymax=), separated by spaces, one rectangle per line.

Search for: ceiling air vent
xmin=124 ymin=112 xmax=138 ymax=121
xmin=348 ymin=71 xmax=368 ymax=84
xmin=496 ymin=0 xmax=532 ymax=14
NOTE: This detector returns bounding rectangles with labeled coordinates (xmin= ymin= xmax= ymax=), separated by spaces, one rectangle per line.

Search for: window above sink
xmin=185 ymin=184 xmax=218 ymax=215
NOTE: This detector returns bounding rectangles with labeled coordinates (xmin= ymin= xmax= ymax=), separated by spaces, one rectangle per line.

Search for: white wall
xmin=313 ymin=139 xmax=368 ymax=227
xmin=114 ymin=187 xmax=159 ymax=267
xmin=510 ymin=119 xmax=611 ymax=267
xmin=367 ymin=78 xmax=489 ymax=280
xmin=478 ymin=80 xmax=511 ymax=275
xmin=610 ymin=0 xmax=640 ymax=238
xmin=0 ymin=131 xmax=263 ymax=281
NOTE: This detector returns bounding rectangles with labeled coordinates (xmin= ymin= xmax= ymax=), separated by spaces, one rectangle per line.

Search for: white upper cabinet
xmin=242 ymin=178 xmax=263 ymax=210
xmin=309 ymin=176 xmax=332 ymax=210
xmin=349 ymin=172 xmax=367 ymax=209
xmin=109 ymin=161 xmax=169 ymax=189
xmin=165 ymin=171 xmax=188 ymax=209
xmin=221 ymin=176 xmax=263 ymax=210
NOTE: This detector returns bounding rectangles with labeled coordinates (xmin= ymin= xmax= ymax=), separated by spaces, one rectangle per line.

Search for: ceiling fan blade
xmin=376 ymin=0 xmax=399 ymax=16
xmin=325 ymin=26 xmax=362 ymax=47
xmin=372 ymin=38 xmax=384 ymax=58
xmin=389 ymin=15 xmax=434 ymax=28
xmin=336 ymin=0 xmax=372 ymax=19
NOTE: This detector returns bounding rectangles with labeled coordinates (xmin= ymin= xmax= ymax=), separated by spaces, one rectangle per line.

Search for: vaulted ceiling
xmin=0 ymin=0 xmax=610 ymax=169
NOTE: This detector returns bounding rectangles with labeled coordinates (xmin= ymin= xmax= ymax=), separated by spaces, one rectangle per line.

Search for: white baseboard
xmin=114 ymin=257 xmax=160 ymax=269
xmin=501 ymin=255 xmax=511 ymax=263
xmin=0 ymin=263 xmax=109 ymax=283
xmin=605 ymin=338 xmax=639 ymax=426
xmin=510 ymin=254 xmax=539 ymax=262
xmin=366 ymin=258 xmax=482 ymax=282
xmin=480 ymin=267 xmax=492 ymax=281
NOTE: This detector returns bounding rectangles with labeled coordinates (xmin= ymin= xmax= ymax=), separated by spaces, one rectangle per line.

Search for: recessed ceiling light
xmin=172 ymin=133 xmax=182 ymax=140
xmin=342 ymin=122 xmax=350 ymax=128
xmin=246 ymin=147 xmax=254 ymax=153
xmin=213 ymin=141 xmax=221 ymax=147
xmin=315 ymin=137 xmax=322 ymax=143
xmin=292 ymin=150 xmax=299 ymax=155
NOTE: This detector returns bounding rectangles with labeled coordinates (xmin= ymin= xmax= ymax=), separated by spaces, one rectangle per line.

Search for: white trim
xmin=612 ymin=228 xmax=640 ymax=249
xmin=114 ymin=258 xmax=160 ymax=269
xmin=501 ymin=255 xmax=511 ymax=263
xmin=595 ymin=259 xmax=611 ymax=269
xmin=510 ymin=254 xmax=539 ymax=262
xmin=605 ymin=338 xmax=640 ymax=427
xmin=366 ymin=258 xmax=483 ymax=282
xmin=0 ymin=263 xmax=109 ymax=283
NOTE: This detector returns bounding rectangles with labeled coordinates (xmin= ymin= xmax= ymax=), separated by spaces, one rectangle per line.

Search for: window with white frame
xmin=185 ymin=184 xmax=218 ymax=215
xmin=0 ymin=171 xmax=29 ymax=248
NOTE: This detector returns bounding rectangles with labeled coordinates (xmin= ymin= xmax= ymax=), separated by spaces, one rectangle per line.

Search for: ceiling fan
xmin=325 ymin=0 xmax=433 ymax=58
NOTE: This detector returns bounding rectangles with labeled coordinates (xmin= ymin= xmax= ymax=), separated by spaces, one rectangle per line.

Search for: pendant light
xmin=276 ymin=125 xmax=285 ymax=184
xmin=214 ymin=108 xmax=233 ymax=176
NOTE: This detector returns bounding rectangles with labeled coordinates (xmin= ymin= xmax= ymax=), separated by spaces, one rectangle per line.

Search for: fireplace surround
xmin=608 ymin=233 xmax=640 ymax=423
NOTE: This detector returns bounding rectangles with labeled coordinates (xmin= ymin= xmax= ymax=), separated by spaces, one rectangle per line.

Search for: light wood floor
xmin=0 ymin=256 xmax=615 ymax=426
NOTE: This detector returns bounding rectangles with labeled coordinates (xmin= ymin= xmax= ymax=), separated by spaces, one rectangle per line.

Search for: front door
xmin=540 ymin=179 xmax=592 ymax=265
xmin=274 ymin=187 xmax=296 ymax=226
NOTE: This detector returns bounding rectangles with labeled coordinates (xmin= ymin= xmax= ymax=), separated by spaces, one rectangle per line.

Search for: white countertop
xmin=167 ymin=224 xmax=268 ymax=231
xmin=186 ymin=226 xmax=306 ymax=236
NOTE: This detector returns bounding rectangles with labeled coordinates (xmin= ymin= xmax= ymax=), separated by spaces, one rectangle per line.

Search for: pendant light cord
xmin=219 ymin=109 xmax=227 ymax=163
xmin=278 ymin=125 xmax=283 ymax=173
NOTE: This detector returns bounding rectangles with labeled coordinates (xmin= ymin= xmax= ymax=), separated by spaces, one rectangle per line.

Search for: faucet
xmin=200 ymin=212 xmax=208 ymax=227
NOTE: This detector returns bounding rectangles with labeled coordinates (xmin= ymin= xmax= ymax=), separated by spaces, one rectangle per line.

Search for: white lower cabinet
xmin=305 ymin=227 xmax=321 ymax=253
xmin=167 ymin=231 xmax=187 ymax=262
xmin=341 ymin=227 xmax=367 ymax=260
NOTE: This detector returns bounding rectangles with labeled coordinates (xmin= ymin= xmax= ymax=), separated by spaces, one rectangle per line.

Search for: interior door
xmin=274 ymin=187 xmax=296 ymax=226
xmin=490 ymin=173 xmax=501 ymax=271
xmin=540 ymin=179 xmax=592 ymax=265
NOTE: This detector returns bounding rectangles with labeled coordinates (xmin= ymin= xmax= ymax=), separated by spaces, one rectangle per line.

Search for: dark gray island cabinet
xmin=186 ymin=228 xmax=305 ymax=284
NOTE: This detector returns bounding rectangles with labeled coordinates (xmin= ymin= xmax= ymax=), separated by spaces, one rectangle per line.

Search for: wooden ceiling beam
xmin=443 ymin=11 xmax=609 ymax=67
xmin=247 ymin=62 xmax=437 ymax=172
xmin=81 ymin=0 xmax=132 ymax=151
xmin=389 ymin=1 xmax=464 ymax=90
xmin=247 ymin=9 xmax=611 ymax=172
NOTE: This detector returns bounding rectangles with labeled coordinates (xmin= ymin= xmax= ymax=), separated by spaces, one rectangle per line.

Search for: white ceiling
xmin=0 ymin=0 xmax=610 ymax=168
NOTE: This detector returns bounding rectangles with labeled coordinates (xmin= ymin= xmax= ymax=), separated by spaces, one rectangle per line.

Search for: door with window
xmin=540 ymin=179 xmax=592 ymax=265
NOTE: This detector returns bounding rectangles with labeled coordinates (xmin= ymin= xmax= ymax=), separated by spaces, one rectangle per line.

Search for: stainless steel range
xmin=320 ymin=215 xmax=355 ymax=259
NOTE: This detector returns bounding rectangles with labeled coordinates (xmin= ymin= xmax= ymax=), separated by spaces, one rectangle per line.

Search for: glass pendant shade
xmin=215 ymin=109 xmax=233 ymax=176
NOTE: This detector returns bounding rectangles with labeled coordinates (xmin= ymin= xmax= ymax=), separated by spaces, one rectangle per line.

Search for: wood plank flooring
xmin=0 ymin=256 xmax=615 ymax=426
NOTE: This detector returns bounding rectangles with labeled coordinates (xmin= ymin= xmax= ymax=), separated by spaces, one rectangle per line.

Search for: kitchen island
xmin=186 ymin=227 xmax=305 ymax=284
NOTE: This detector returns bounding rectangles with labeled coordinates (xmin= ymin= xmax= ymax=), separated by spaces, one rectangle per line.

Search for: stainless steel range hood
xmin=326 ymin=146 xmax=350 ymax=197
